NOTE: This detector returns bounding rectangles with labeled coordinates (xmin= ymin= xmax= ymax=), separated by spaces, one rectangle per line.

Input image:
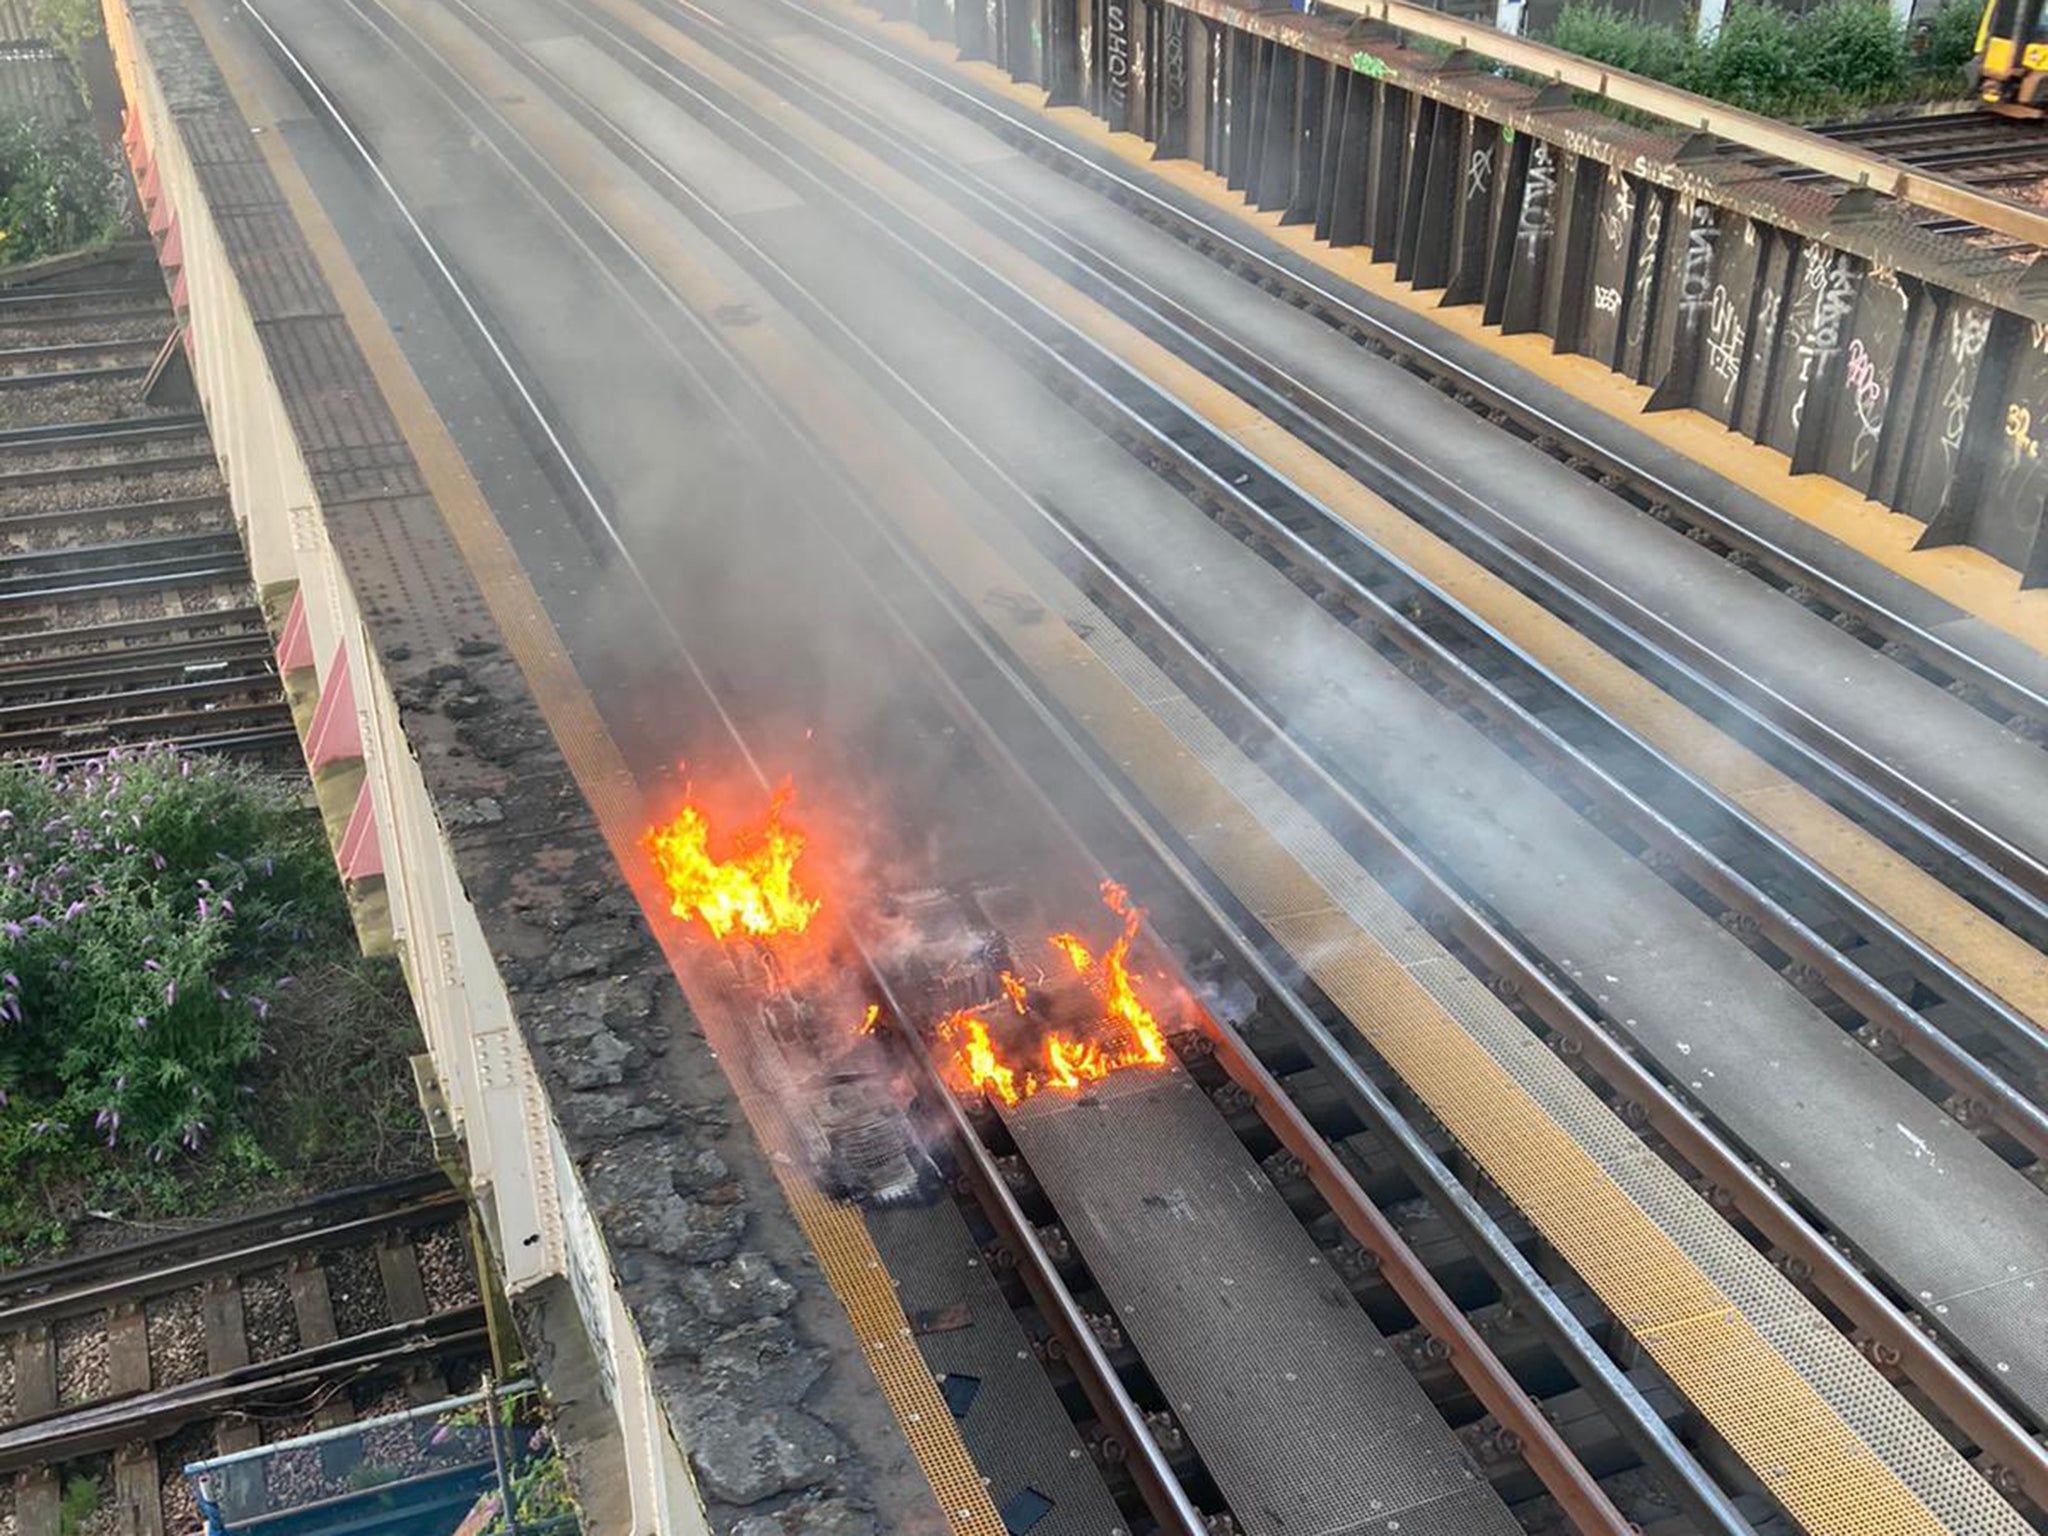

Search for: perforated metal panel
xmin=1007 ymin=1069 xmax=1520 ymax=1536
xmin=943 ymin=524 xmax=2032 ymax=1536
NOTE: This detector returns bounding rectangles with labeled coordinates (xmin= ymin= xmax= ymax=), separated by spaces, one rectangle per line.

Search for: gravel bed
xmin=0 ymin=316 xmax=174 ymax=348
xmin=0 ymin=379 xmax=171 ymax=431
xmin=0 ymin=466 xmax=226 ymax=516
xmin=0 ymin=1345 xmax=15 ymax=1426
xmin=239 ymin=1268 xmax=302 ymax=1366
xmin=413 ymin=1224 xmax=480 ymax=1315
xmin=146 ymin=1291 xmax=209 ymax=1390
xmin=354 ymin=1385 xmax=431 ymax=1474
xmin=159 ymin=1424 xmax=215 ymax=1534
xmin=324 ymin=1246 xmax=390 ymax=1340
xmin=0 ymin=1477 xmax=15 ymax=1536
xmin=54 ymin=1314 xmax=110 ymax=1407
xmin=256 ymin=1415 xmax=331 ymax=1513
xmin=2 ymin=504 xmax=235 ymax=555
xmin=0 ymin=438 xmax=217 ymax=479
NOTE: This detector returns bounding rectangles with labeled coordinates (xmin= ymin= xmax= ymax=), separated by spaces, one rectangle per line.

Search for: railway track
xmin=0 ymin=270 xmax=295 ymax=763
xmin=240 ymin=0 xmax=2048 ymax=1531
xmin=1788 ymin=112 xmax=2048 ymax=247
xmin=0 ymin=1175 xmax=484 ymax=1536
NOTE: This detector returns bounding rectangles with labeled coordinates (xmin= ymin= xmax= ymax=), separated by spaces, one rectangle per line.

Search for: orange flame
xmin=643 ymin=786 xmax=821 ymax=940
xmin=1048 ymin=933 xmax=1091 ymax=974
xmin=1045 ymin=1033 xmax=1110 ymax=1090
xmin=999 ymin=970 xmax=1030 ymax=1014
xmin=942 ymin=1012 xmax=1025 ymax=1105
xmin=938 ymin=882 xmax=1172 ymax=1107
xmin=859 ymin=1003 xmax=882 ymax=1035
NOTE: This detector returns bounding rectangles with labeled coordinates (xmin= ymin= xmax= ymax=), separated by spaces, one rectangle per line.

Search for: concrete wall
xmin=103 ymin=10 xmax=709 ymax=1529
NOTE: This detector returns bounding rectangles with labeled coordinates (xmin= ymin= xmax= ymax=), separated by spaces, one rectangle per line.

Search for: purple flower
xmin=2 ymin=973 xmax=14 ymax=989
xmin=2 ymin=921 xmax=20 ymax=940
xmin=114 ymin=1075 xmax=126 ymax=1092
xmin=0 ymin=1088 xmax=7 ymax=1107
xmin=134 ymin=1015 xmax=150 ymax=1031
xmin=62 ymin=901 xmax=84 ymax=921
xmin=276 ymin=976 xmax=295 ymax=990
xmin=197 ymin=897 xmax=209 ymax=921
xmin=250 ymin=997 xmax=269 ymax=1021
xmin=216 ymin=985 xmax=231 ymax=1001
xmin=219 ymin=899 xmax=234 ymax=918
xmin=163 ymin=979 xmax=176 ymax=1007
xmin=143 ymin=959 xmax=161 ymax=972
xmin=151 ymin=853 xmax=165 ymax=871
xmin=196 ymin=878 xmax=211 ymax=893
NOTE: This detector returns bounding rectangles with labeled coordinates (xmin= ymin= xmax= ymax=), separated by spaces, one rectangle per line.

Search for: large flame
xmin=644 ymin=786 xmax=821 ymax=940
xmin=939 ymin=880 xmax=1171 ymax=1106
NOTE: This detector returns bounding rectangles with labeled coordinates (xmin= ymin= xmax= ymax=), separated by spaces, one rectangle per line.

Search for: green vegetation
xmin=1548 ymin=0 xmax=1984 ymax=120
xmin=56 ymin=1476 xmax=101 ymax=1536
xmin=0 ymin=115 xmax=130 ymax=266
xmin=0 ymin=747 xmax=425 ymax=1261
xmin=28 ymin=0 xmax=102 ymax=65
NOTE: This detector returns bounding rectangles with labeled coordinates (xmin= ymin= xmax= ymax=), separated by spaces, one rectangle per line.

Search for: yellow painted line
xmin=183 ymin=5 xmax=1001 ymax=1529
xmin=606 ymin=0 xmax=2048 ymax=1044
xmin=810 ymin=0 xmax=2048 ymax=658
xmin=486 ymin=5 xmax=1986 ymax=1528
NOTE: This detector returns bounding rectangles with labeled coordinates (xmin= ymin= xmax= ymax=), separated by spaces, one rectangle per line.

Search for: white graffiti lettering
xmin=1678 ymin=205 xmax=1718 ymax=320
xmin=1845 ymin=336 xmax=1885 ymax=473
xmin=1706 ymin=284 xmax=1745 ymax=408
xmin=1466 ymin=145 xmax=1492 ymax=203
xmin=1592 ymin=284 xmax=1622 ymax=315
xmin=1517 ymin=142 xmax=1555 ymax=261
xmin=1602 ymin=177 xmax=1634 ymax=253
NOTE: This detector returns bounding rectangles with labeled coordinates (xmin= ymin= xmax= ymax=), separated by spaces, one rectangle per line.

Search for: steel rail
xmin=1186 ymin=998 xmax=1634 ymax=1534
xmin=0 ymin=450 xmax=218 ymax=489
xmin=242 ymin=9 xmax=1213 ymax=1529
xmin=540 ymin=0 xmax=2048 ymax=1505
xmin=43 ymin=725 xmax=300 ymax=766
xmin=0 ymin=1172 xmax=454 ymax=1303
xmin=0 ymin=561 xmax=251 ymax=605
xmin=0 ymin=414 xmax=205 ymax=449
xmin=870 ymin=974 xmax=1213 ymax=1534
xmin=0 ymin=1306 xmax=489 ymax=1474
xmin=748 ymin=0 xmax=2048 ymax=926
xmin=767 ymin=2 xmax=2048 ymax=736
xmin=0 ymin=493 xmax=231 ymax=532
xmin=0 ymin=605 xmax=268 ymax=658
xmin=647 ymin=0 xmax=2048 ymax=1138
xmin=0 ymin=1189 xmax=465 ymax=1330
xmin=456 ymin=0 xmax=1754 ymax=1522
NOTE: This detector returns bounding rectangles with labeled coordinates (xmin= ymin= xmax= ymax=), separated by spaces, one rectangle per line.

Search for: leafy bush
xmin=0 ymin=746 xmax=347 ymax=1166
xmin=1551 ymin=4 xmax=1703 ymax=87
xmin=0 ymin=115 xmax=130 ymax=265
xmin=1920 ymin=0 xmax=1984 ymax=74
xmin=1547 ymin=0 xmax=1982 ymax=118
xmin=1797 ymin=0 xmax=1907 ymax=97
xmin=1701 ymin=4 xmax=1805 ymax=107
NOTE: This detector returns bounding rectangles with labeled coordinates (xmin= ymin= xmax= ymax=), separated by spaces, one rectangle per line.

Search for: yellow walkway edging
xmin=186 ymin=4 xmax=1004 ymax=1528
